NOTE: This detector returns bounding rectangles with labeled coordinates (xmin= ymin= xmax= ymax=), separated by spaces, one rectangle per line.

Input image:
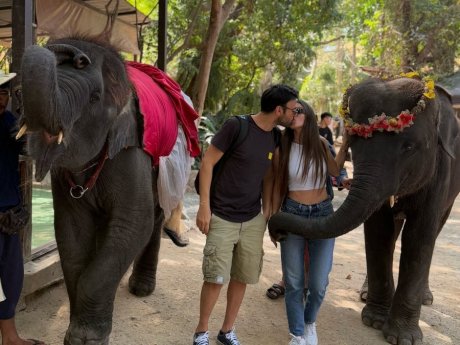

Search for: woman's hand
xmin=341 ymin=178 xmax=353 ymax=190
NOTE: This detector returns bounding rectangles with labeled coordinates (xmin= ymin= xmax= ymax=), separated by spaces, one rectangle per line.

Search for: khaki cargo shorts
xmin=202 ymin=213 xmax=266 ymax=285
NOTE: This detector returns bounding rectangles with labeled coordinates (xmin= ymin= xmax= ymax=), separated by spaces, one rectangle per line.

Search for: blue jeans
xmin=280 ymin=197 xmax=335 ymax=336
xmin=0 ymin=232 xmax=23 ymax=319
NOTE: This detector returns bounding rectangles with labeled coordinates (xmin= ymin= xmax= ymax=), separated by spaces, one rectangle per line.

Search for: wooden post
xmin=12 ymin=0 xmax=35 ymax=261
xmin=157 ymin=0 xmax=167 ymax=71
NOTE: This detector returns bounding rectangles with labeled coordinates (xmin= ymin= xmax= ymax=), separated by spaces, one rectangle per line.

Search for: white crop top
xmin=288 ymin=143 xmax=327 ymax=191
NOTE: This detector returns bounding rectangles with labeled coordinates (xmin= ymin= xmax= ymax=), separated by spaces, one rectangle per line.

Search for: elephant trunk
xmin=269 ymin=173 xmax=386 ymax=240
xmin=21 ymin=45 xmax=63 ymax=134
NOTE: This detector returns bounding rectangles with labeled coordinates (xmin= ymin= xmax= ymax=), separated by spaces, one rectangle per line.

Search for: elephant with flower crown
xmin=269 ymin=75 xmax=459 ymax=345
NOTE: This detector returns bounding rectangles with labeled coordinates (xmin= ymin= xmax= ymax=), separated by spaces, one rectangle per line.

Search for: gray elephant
xmin=19 ymin=37 xmax=198 ymax=345
xmin=269 ymin=76 xmax=459 ymax=345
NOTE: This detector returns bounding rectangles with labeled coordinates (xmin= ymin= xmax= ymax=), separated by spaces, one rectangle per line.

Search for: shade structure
xmin=1 ymin=0 xmax=149 ymax=54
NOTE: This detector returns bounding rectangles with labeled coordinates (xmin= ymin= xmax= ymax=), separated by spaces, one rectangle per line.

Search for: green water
xmin=32 ymin=188 xmax=55 ymax=248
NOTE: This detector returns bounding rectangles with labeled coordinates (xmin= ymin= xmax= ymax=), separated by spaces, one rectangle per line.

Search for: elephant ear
xmin=107 ymin=97 xmax=139 ymax=159
xmin=435 ymin=85 xmax=459 ymax=160
xmin=101 ymin=52 xmax=139 ymax=159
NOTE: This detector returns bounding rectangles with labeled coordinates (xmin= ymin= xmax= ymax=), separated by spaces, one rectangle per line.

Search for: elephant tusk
xmin=389 ymin=195 xmax=395 ymax=208
xmin=57 ymin=131 xmax=64 ymax=145
xmin=16 ymin=124 xmax=27 ymax=140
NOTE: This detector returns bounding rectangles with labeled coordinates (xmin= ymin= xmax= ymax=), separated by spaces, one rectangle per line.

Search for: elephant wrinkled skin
xmin=20 ymin=38 xmax=167 ymax=345
xmin=269 ymin=77 xmax=460 ymax=345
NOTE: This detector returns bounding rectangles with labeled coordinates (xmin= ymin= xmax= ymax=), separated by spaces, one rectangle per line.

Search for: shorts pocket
xmin=202 ymin=245 xmax=218 ymax=280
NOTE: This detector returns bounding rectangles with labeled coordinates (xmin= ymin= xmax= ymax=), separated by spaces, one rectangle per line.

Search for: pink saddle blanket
xmin=126 ymin=62 xmax=200 ymax=165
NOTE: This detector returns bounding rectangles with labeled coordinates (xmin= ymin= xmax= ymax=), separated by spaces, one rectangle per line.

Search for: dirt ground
xmin=15 ymin=190 xmax=460 ymax=345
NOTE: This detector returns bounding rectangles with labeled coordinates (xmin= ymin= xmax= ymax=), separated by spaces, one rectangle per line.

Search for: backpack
xmin=194 ymin=115 xmax=281 ymax=195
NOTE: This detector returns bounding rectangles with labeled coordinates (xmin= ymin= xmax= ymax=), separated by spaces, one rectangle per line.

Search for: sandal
xmin=27 ymin=339 xmax=46 ymax=345
xmin=266 ymin=283 xmax=285 ymax=299
xmin=163 ymin=227 xmax=189 ymax=247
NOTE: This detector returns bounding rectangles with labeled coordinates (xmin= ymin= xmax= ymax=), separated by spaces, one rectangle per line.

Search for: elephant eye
xmin=402 ymin=142 xmax=414 ymax=152
xmin=90 ymin=91 xmax=101 ymax=104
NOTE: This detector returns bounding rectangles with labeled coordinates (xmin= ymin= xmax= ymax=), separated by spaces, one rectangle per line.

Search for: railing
xmin=19 ymin=156 xmax=62 ymax=297
xmin=19 ymin=156 xmax=33 ymax=262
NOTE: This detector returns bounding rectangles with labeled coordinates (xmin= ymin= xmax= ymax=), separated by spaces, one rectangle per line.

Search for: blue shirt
xmin=0 ymin=111 xmax=24 ymax=211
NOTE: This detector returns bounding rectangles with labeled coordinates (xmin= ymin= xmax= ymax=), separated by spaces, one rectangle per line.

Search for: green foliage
xmin=151 ymin=0 xmax=340 ymax=118
xmin=355 ymin=0 xmax=460 ymax=75
xmin=128 ymin=0 xmax=459 ymax=135
xmin=126 ymin=0 xmax=157 ymax=17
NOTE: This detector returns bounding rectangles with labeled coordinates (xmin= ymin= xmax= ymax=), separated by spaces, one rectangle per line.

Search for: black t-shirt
xmin=210 ymin=115 xmax=276 ymax=223
xmin=0 ymin=111 xmax=24 ymax=211
xmin=319 ymin=126 xmax=334 ymax=146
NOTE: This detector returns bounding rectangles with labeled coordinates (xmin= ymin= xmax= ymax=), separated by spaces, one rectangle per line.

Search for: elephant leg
xmin=53 ymin=194 xmax=98 ymax=318
xmin=381 ymin=209 xmax=442 ymax=345
xmin=359 ymin=274 xmax=368 ymax=302
xmin=421 ymin=204 xmax=453 ymax=307
xmin=361 ymin=206 xmax=399 ymax=330
xmin=129 ymin=168 xmax=165 ymax=297
xmin=64 ymin=213 xmax=154 ymax=345
xmin=360 ymin=217 xmax=404 ymax=303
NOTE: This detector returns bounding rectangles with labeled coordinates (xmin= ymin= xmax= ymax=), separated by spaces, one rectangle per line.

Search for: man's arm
xmin=262 ymin=157 xmax=275 ymax=221
xmin=196 ymin=144 xmax=224 ymax=235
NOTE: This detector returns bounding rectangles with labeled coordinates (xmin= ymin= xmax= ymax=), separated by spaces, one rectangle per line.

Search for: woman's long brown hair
xmin=277 ymin=100 xmax=328 ymax=198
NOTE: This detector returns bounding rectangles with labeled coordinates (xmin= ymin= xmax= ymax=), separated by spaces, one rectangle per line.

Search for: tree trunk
xmin=351 ymin=38 xmax=357 ymax=83
xmin=192 ymin=0 xmax=236 ymax=116
xmin=400 ymin=0 xmax=413 ymax=71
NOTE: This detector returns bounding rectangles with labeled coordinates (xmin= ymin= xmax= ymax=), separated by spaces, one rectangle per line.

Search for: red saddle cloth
xmin=126 ymin=62 xmax=200 ymax=165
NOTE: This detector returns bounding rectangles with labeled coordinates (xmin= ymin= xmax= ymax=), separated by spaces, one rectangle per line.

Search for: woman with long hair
xmin=272 ymin=100 xmax=349 ymax=345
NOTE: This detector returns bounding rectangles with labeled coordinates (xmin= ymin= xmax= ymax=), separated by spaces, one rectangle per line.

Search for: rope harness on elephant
xmin=64 ymin=142 xmax=109 ymax=199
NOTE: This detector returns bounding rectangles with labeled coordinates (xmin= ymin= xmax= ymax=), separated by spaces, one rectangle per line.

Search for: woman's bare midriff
xmin=288 ymin=189 xmax=328 ymax=205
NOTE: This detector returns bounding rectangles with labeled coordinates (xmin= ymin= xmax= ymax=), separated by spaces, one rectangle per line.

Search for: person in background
xmin=0 ymin=73 xmax=46 ymax=345
xmin=318 ymin=112 xmax=334 ymax=146
xmin=271 ymin=100 xmax=349 ymax=345
xmin=332 ymin=116 xmax=343 ymax=141
xmin=193 ymin=84 xmax=300 ymax=345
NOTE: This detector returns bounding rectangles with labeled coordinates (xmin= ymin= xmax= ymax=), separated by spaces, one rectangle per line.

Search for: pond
xmin=31 ymin=188 xmax=55 ymax=248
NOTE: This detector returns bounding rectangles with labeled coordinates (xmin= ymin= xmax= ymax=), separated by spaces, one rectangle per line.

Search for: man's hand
xmin=196 ymin=204 xmax=212 ymax=235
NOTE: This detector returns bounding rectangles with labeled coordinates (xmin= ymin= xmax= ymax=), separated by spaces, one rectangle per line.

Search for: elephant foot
xmin=64 ymin=319 xmax=110 ymax=345
xmin=382 ymin=318 xmax=423 ymax=345
xmin=128 ymin=273 xmax=156 ymax=297
xmin=422 ymin=287 xmax=433 ymax=306
xmin=361 ymin=304 xmax=389 ymax=330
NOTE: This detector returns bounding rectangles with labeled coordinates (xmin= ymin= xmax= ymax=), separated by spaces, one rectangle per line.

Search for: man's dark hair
xmin=321 ymin=112 xmax=333 ymax=120
xmin=260 ymin=84 xmax=298 ymax=112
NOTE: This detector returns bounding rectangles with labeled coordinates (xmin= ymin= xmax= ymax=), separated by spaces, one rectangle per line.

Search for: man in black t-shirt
xmin=193 ymin=84 xmax=301 ymax=345
xmin=0 ymin=73 xmax=47 ymax=345
xmin=319 ymin=112 xmax=334 ymax=146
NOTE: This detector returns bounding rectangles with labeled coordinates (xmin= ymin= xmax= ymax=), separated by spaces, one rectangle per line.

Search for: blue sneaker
xmin=193 ymin=331 xmax=209 ymax=345
xmin=217 ymin=328 xmax=240 ymax=345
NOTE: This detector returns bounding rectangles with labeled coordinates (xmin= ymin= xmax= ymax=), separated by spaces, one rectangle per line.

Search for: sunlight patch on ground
xmin=420 ymin=319 xmax=454 ymax=344
xmin=330 ymin=297 xmax=362 ymax=313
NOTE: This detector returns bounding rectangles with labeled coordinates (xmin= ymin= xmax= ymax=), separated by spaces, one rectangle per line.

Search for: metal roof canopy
xmin=2 ymin=0 xmax=151 ymax=45
xmin=9 ymin=0 xmax=167 ymax=74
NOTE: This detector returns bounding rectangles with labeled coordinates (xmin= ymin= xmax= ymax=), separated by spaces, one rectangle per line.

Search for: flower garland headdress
xmin=339 ymin=72 xmax=436 ymax=138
